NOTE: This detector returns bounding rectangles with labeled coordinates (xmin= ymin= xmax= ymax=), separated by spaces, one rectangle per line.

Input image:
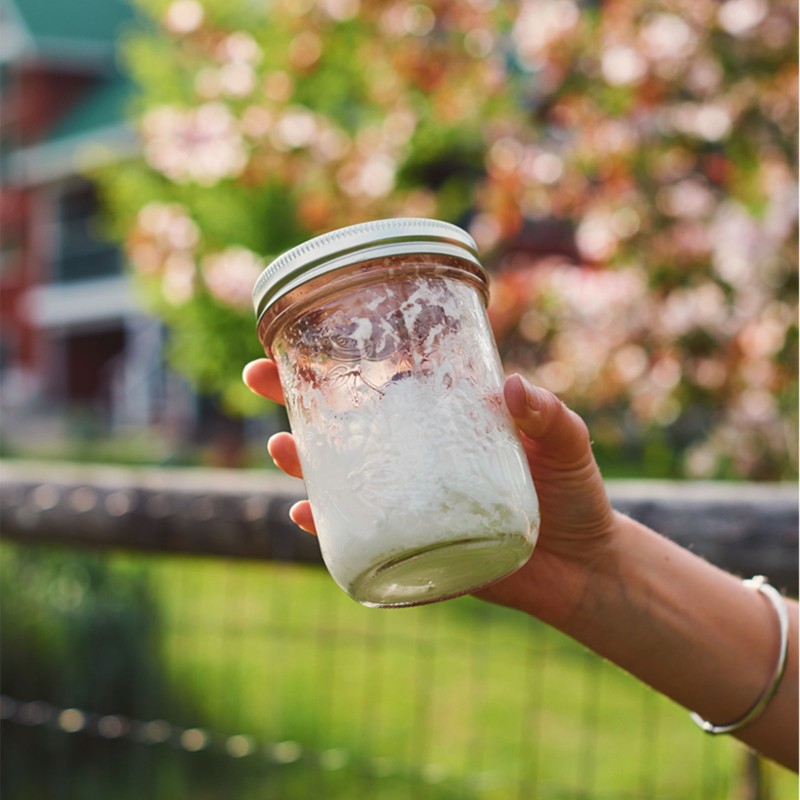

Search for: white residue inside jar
xmin=298 ymin=370 xmax=539 ymax=599
xmin=277 ymin=274 xmax=539 ymax=605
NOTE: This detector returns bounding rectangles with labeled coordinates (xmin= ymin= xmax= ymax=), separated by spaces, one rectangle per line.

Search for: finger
xmin=267 ymin=432 xmax=303 ymax=479
xmin=289 ymin=501 xmax=317 ymax=535
xmin=242 ymin=358 xmax=285 ymax=404
xmin=504 ymin=373 xmax=592 ymax=466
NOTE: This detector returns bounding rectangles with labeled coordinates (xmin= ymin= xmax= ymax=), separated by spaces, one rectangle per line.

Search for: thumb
xmin=504 ymin=374 xmax=592 ymax=467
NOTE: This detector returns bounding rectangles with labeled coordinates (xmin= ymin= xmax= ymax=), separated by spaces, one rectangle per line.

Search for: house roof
xmin=4 ymin=0 xmax=136 ymax=69
xmin=46 ymin=77 xmax=134 ymax=145
xmin=8 ymin=80 xmax=138 ymax=185
xmin=3 ymin=1 xmax=141 ymax=184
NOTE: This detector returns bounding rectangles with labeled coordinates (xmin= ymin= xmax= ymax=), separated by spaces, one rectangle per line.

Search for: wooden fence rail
xmin=1 ymin=461 xmax=797 ymax=594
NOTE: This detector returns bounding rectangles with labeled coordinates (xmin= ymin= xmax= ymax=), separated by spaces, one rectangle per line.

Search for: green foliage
xmin=161 ymin=291 xmax=265 ymax=413
xmin=0 ymin=546 xmax=160 ymax=712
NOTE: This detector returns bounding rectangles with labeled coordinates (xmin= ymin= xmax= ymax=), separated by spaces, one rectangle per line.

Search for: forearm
xmin=550 ymin=512 xmax=798 ymax=770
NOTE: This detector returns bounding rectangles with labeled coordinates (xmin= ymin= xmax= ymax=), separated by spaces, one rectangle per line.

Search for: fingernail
xmin=289 ymin=501 xmax=312 ymax=533
xmin=506 ymin=373 xmax=539 ymax=418
xmin=520 ymin=375 xmax=541 ymax=411
xmin=241 ymin=360 xmax=259 ymax=386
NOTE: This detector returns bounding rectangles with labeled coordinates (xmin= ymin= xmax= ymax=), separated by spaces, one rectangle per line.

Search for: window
xmin=52 ymin=180 xmax=121 ymax=282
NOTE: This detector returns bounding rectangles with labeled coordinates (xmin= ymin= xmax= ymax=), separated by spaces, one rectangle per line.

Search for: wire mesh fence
xmin=1 ymin=464 xmax=797 ymax=799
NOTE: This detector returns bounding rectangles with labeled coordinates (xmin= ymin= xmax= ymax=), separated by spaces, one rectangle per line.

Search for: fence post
xmin=737 ymin=752 xmax=771 ymax=800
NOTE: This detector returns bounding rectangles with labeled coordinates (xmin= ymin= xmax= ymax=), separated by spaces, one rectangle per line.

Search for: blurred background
xmin=0 ymin=0 xmax=797 ymax=797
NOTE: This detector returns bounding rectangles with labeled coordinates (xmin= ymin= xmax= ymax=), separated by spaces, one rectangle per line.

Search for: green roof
xmin=10 ymin=0 xmax=136 ymax=64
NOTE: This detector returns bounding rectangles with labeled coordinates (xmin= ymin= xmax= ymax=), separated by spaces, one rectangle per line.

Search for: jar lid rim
xmin=253 ymin=218 xmax=483 ymax=322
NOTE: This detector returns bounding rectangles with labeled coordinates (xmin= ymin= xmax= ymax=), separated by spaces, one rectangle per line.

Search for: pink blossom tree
xmin=101 ymin=0 xmax=797 ymax=478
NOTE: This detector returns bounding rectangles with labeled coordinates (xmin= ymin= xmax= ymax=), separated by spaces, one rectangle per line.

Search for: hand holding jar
xmin=244 ymin=357 xmax=614 ymax=623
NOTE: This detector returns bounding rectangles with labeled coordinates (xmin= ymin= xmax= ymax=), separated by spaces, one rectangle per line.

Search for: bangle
xmin=690 ymin=575 xmax=789 ymax=736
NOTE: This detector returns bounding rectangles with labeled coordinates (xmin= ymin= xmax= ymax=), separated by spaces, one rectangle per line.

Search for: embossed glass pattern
xmin=255 ymin=220 xmax=539 ymax=607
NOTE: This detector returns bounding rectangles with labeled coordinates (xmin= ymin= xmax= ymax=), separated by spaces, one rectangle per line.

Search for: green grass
xmin=3 ymin=544 xmax=797 ymax=799
xmin=139 ymin=554 xmax=795 ymax=799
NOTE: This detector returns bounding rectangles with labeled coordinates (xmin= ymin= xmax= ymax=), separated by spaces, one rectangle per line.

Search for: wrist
xmin=555 ymin=511 xmax=688 ymax=651
xmin=535 ymin=508 xmax=629 ymax=634
xmin=485 ymin=507 xmax=624 ymax=631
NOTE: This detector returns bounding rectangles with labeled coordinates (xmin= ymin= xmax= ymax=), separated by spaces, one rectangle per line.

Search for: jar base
xmin=347 ymin=533 xmax=533 ymax=608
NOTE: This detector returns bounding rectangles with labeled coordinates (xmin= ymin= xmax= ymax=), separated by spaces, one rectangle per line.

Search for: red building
xmin=1 ymin=0 xmax=196 ymax=453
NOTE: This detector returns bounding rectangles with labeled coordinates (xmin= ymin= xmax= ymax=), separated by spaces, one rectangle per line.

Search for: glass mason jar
xmin=253 ymin=219 xmax=539 ymax=607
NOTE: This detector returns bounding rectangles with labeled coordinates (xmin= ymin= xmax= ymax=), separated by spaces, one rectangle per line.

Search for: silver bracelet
xmin=690 ymin=575 xmax=790 ymax=736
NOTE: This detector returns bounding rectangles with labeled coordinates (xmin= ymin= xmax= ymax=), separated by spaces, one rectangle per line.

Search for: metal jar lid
xmin=252 ymin=217 xmax=484 ymax=323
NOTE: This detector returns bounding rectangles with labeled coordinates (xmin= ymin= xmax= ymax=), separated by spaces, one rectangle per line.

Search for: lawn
xmin=145 ymin=554 xmax=794 ymax=799
xmin=2 ymin=544 xmax=796 ymax=799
